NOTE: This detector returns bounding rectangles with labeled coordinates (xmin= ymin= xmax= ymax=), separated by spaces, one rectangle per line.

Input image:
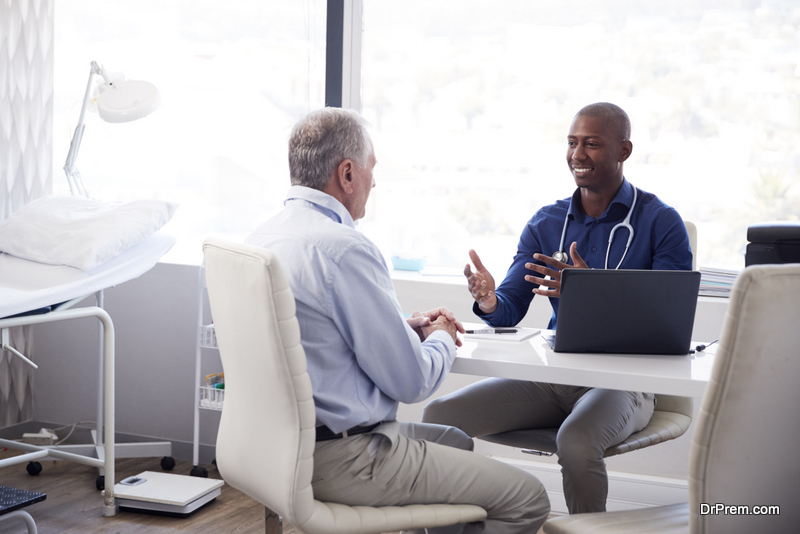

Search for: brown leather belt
xmin=315 ymin=422 xmax=382 ymax=441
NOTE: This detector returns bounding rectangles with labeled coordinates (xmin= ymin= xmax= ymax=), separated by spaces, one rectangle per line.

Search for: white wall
xmin=0 ymin=0 xmax=54 ymax=427
xmin=27 ymin=260 xmax=728 ymax=508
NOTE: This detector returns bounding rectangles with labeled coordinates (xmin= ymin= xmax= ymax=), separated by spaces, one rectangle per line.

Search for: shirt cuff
xmin=425 ymin=329 xmax=457 ymax=353
xmin=472 ymin=300 xmax=500 ymax=324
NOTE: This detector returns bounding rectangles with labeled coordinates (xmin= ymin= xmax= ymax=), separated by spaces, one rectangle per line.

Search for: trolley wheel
xmin=190 ymin=465 xmax=209 ymax=478
xmin=160 ymin=456 xmax=176 ymax=471
xmin=26 ymin=461 xmax=43 ymax=476
xmin=96 ymin=475 xmax=104 ymax=491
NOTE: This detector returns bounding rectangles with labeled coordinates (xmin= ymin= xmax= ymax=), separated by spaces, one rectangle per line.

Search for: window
xmin=55 ymin=1 xmax=800 ymax=271
xmin=54 ymin=0 xmax=326 ymax=263
xmin=360 ymin=0 xmax=800 ymax=272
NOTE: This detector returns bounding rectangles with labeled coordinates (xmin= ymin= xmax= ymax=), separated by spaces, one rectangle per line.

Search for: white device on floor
xmin=111 ymin=471 xmax=224 ymax=517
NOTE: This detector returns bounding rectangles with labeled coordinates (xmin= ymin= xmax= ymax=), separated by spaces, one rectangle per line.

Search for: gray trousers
xmin=422 ymin=379 xmax=655 ymax=514
xmin=311 ymin=420 xmax=550 ymax=533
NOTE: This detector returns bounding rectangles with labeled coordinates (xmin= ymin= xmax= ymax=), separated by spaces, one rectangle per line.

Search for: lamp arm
xmin=63 ymin=61 xmax=107 ymax=197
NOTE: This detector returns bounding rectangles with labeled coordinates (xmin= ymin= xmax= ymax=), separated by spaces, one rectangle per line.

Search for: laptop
xmin=547 ymin=269 xmax=701 ymax=355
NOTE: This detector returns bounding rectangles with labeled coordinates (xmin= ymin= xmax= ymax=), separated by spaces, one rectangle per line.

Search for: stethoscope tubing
xmin=553 ymin=186 xmax=638 ymax=270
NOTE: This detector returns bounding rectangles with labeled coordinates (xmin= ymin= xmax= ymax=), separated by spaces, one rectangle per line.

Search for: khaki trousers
xmin=312 ymin=420 xmax=550 ymax=533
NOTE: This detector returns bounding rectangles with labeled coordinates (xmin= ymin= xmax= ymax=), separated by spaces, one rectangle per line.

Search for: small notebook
xmin=463 ymin=327 xmax=540 ymax=342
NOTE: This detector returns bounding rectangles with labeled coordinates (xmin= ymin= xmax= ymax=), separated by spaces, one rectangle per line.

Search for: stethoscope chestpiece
xmin=552 ymin=250 xmax=569 ymax=263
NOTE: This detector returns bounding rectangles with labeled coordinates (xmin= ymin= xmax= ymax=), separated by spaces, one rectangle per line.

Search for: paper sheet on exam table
xmin=0 ymin=232 xmax=175 ymax=318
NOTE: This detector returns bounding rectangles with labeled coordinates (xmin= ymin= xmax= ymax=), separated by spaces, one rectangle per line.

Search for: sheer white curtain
xmin=0 ymin=0 xmax=54 ymax=426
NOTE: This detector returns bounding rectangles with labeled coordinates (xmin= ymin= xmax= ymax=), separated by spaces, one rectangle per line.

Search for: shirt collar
xmin=611 ymin=178 xmax=635 ymax=212
xmin=284 ymin=185 xmax=356 ymax=228
xmin=567 ymin=178 xmax=634 ymax=223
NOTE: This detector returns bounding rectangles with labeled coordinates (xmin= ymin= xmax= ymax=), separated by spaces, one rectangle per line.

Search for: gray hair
xmin=288 ymin=107 xmax=373 ymax=190
xmin=575 ymin=102 xmax=631 ymax=142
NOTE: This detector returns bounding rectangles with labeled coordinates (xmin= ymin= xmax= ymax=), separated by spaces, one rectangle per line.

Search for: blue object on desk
xmin=391 ymin=255 xmax=426 ymax=271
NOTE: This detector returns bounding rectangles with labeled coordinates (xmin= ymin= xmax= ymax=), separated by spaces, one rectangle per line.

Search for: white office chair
xmin=481 ymin=393 xmax=693 ymax=459
xmin=684 ymin=220 xmax=697 ymax=270
xmin=202 ymin=238 xmax=487 ymax=534
xmin=543 ymin=263 xmax=800 ymax=533
xmin=481 ymin=220 xmax=699 ymax=460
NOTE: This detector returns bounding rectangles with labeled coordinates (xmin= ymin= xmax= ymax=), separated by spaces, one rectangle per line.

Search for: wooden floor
xmin=0 ymin=448 xmax=548 ymax=533
xmin=0 ymin=449 xmax=277 ymax=534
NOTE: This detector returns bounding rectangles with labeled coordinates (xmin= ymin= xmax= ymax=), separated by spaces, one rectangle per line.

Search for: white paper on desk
xmin=462 ymin=327 xmax=540 ymax=342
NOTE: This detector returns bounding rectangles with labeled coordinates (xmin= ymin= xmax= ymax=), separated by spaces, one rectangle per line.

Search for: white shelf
xmin=197 ymin=324 xmax=222 ymax=410
xmin=198 ymin=385 xmax=224 ymax=411
xmin=197 ymin=324 xmax=223 ymax=411
xmin=193 ymin=268 xmax=223 ymax=468
xmin=199 ymin=324 xmax=217 ymax=348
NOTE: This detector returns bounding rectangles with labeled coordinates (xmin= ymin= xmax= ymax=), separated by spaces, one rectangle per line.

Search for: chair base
xmin=481 ymin=408 xmax=693 ymax=458
xmin=265 ymin=506 xmax=282 ymax=534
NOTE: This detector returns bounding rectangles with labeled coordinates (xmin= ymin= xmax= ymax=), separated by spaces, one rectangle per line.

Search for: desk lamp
xmin=63 ymin=60 xmax=160 ymax=196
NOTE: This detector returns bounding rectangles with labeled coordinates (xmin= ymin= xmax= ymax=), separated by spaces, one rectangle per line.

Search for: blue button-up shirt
xmin=477 ymin=179 xmax=693 ymax=329
xmin=246 ymin=186 xmax=455 ymax=433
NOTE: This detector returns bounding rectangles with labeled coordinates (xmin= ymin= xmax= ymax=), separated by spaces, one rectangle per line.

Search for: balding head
xmin=574 ymin=102 xmax=631 ymax=142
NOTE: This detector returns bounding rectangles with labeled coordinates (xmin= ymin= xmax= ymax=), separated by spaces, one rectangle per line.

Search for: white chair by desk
xmin=481 ymin=393 xmax=693 ymax=460
xmin=684 ymin=220 xmax=697 ymax=270
xmin=202 ymin=238 xmax=487 ymax=534
xmin=543 ymin=263 xmax=800 ymax=533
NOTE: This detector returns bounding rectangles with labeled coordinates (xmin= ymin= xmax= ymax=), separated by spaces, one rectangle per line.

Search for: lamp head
xmin=63 ymin=62 xmax=161 ymax=196
xmin=96 ymin=78 xmax=161 ymax=123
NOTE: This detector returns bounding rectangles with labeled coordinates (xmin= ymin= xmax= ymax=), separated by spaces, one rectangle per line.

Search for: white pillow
xmin=0 ymin=195 xmax=178 ymax=271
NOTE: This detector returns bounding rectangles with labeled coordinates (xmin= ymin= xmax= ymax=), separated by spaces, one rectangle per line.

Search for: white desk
xmin=0 ymin=232 xmax=175 ymax=516
xmin=454 ymin=329 xmax=717 ymax=398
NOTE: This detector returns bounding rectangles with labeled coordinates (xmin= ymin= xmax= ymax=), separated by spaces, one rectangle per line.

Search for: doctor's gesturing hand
xmin=526 ymin=242 xmax=589 ymax=298
xmin=464 ymin=249 xmax=498 ymax=314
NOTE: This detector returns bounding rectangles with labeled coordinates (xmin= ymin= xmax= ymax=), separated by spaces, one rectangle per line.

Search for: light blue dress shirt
xmin=246 ymin=186 xmax=455 ymax=433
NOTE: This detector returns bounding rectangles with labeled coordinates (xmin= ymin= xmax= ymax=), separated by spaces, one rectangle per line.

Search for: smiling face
xmin=566 ymin=114 xmax=632 ymax=193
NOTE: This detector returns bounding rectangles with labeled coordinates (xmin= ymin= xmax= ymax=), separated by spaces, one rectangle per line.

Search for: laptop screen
xmin=552 ymin=269 xmax=700 ymax=355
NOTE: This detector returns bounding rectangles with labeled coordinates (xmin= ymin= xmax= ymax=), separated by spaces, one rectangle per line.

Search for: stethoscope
xmin=552 ymin=186 xmax=637 ymax=270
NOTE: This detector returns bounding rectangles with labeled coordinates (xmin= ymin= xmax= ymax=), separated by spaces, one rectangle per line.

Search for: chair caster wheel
xmin=190 ymin=465 xmax=208 ymax=478
xmin=160 ymin=456 xmax=176 ymax=471
xmin=96 ymin=475 xmax=104 ymax=491
xmin=26 ymin=461 xmax=43 ymax=476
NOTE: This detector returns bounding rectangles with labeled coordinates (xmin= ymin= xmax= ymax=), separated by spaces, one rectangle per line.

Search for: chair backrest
xmin=684 ymin=220 xmax=697 ymax=270
xmin=689 ymin=263 xmax=800 ymax=533
xmin=203 ymin=238 xmax=316 ymax=527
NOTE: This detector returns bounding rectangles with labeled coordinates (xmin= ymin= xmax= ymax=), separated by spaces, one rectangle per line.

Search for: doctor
xmin=423 ymin=102 xmax=693 ymax=514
